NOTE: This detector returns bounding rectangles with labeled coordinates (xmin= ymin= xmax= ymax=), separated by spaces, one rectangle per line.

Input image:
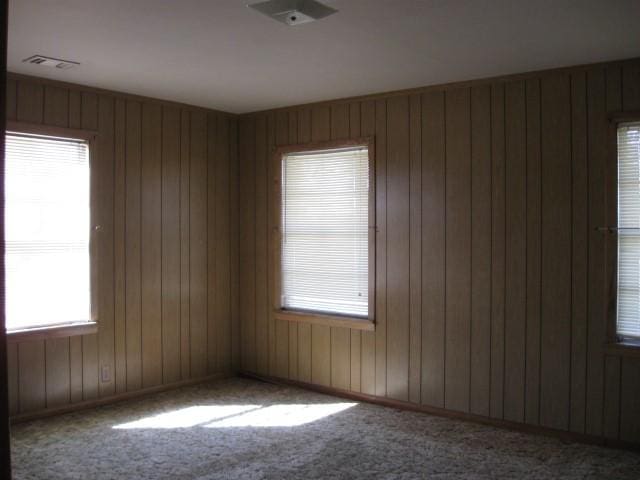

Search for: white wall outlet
xmin=100 ymin=365 xmax=111 ymax=383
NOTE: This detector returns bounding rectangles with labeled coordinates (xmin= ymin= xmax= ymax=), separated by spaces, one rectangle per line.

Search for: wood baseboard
xmin=10 ymin=372 xmax=233 ymax=424
xmin=240 ymin=371 xmax=640 ymax=452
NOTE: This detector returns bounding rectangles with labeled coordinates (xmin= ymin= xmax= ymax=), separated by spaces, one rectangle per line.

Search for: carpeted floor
xmin=10 ymin=378 xmax=640 ymax=479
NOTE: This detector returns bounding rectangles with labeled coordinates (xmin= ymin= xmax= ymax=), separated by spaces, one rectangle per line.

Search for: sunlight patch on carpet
xmin=205 ymin=403 xmax=357 ymax=427
xmin=112 ymin=403 xmax=357 ymax=429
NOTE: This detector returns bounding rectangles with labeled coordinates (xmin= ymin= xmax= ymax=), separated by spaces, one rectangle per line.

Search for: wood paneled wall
xmin=5 ymin=74 xmax=239 ymax=415
xmin=238 ymin=59 xmax=640 ymax=444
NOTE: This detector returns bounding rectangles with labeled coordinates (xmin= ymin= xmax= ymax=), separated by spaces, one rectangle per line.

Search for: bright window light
xmin=112 ymin=403 xmax=357 ymax=429
xmin=281 ymin=147 xmax=369 ymax=317
xmin=618 ymin=121 xmax=640 ymax=339
xmin=5 ymin=133 xmax=90 ymax=331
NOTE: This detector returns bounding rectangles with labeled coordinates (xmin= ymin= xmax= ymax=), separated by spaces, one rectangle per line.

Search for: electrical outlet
xmin=100 ymin=365 xmax=111 ymax=383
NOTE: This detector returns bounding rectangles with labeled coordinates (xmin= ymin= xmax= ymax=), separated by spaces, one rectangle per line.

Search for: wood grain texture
xmin=525 ymin=78 xmax=542 ymax=426
xmin=540 ymin=74 xmax=572 ymax=431
xmin=386 ymin=95 xmax=410 ymax=402
xmin=470 ymin=85 xmax=492 ymax=417
xmin=504 ymin=81 xmax=527 ymax=423
xmin=420 ymin=91 xmax=446 ymax=408
xmin=490 ymin=84 xmax=506 ymax=420
xmin=444 ymin=88 xmax=472 ymax=413
xmin=161 ymin=106 xmax=181 ymax=384
xmin=570 ymin=72 xmax=589 ymax=434
xmin=7 ymin=74 xmax=238 ymax=415
xmin=237 ymin=59 xmax=640 ymax=445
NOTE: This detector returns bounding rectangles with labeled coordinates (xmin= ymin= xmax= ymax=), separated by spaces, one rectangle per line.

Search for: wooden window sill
xmin=7 ymin=322 xmax=98 ymax=343
xmin=274 ymin=309 xmax=375 ymax=331
xmin=604 ymin=340 xmax=640 ymax=358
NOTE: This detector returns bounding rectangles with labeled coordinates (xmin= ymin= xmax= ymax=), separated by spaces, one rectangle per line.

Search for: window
xmin=617 ymin=121 xmax=640 ymax=341
xmin=5 ymin=132 xmax=92 ymax=333
xmin=277 ymin=141 xmax=373 ymax=325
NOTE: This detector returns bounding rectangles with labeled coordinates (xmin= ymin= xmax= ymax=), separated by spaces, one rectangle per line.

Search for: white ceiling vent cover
xmin=248 ymin=0 xmax=337 ymax=26
xmin=22 ymin=55 xmax=79 ymax=70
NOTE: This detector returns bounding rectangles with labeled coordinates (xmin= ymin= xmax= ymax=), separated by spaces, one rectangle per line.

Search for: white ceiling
xmin=8 ymin=0 xmax=640 ymax=114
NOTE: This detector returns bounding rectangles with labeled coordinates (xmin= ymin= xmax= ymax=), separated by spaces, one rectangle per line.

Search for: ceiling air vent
xmin=248 ymin=0 xmax=337 ymax=26
xmin=22 ymin=55 xmax=79 ymax=70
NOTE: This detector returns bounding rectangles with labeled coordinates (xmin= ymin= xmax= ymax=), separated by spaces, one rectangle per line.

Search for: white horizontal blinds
xmin=5 ymin=133 xmax=90 ymax=331
xmin=281 ymin=147 xmax=369 ymax=317
xmin=618 ymin=121 xmax=640 ymax=339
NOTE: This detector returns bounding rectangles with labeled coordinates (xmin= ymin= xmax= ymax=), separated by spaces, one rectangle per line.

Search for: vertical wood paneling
xmin=230 ymin=117 xmax=241 ymax=371
xmin=140 ymin=102 xmax=162 ymax=387
xmin=386 ymin=95 xmax=410 ymax=401
xmin=274 ymin=111 xmax=290 ymax=380
xmin=525 ymin=78 xmax=542 ymax=425
xmin=43 ymin=86 xmax=68 ymax=127
xmin=45 ymin=338 xmax=70 ymax=407
xmin=17 ymin=81 xmax=43 ymax=123
xmin=11 ymin=60 xmax=640 ymax=446
xmin=490 ymin=84 xmax=506 ymax=419
xmin=620 ymin=358 xmax=640 ymax=442
xmin=207 ymin=114 xmax=218 ymax=374
xmin=540 ymin=74 xmax=572 ymax=431
xmin=82 ymin=92 xmax=99 ymax=401
xmin=504 ymin=81 xmax=527 ymax=423
xmin=254 ymin=115 xmax=269 ymax=376
xmin=114 ymin=99 xmax=127 ymax=393
xmin=229 ymin=60 xmax=640 ymax=447
xmin=180 ymin=110 xmax=191 ymax=379
xmin=586 ymin=68 xmax=607 ymax=437
xmin=125 ymin=100 xmax=142 ymax=391
xmin=216 ymin=116 xmax=232 ymax=372
xmin=408 ymin=94 xmax=422 ymax=404
xmin=421 ymin=92 xmax=446 ymax=408
xmin=444 ymin=88 xmax=472 ymax=413
xmin=97 ymin=95 xmax=115 ymax=398
xmin=189 ymin=111 xmax=208 ymax=377
xmin=239 ymin=117 xmax=256 ymax=372
xmin=602 ymin=67 xmax=622 ymax=440
xmin=69 ymin=336 xmax=83 ymax=403
xmin=470 ymin=85 xmax=492 ymax=417
xmin=570 ymin=72 xmax=589 ymax=434
xmin=7 ymin=75 xmax=238 ymax=417
xmin=18 ymin=342 xmax=45 ymax=412
xmin=161 ymin=106 xmax=181 ymax=383
xmin=266 ymin=113 xmax=277 ymax=376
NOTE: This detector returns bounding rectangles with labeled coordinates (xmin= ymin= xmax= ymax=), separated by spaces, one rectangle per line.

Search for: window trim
xmin=270 ymin=137 xmax=376 ymax=331
xmin=607 ymin=112 xmax=640 ymax=355
xmin=5 ymin=121 xmax=99 ymax=340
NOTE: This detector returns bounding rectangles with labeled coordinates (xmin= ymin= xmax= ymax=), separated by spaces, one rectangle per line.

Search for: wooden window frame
xmin=5 ymin=120 xmax=99 ymax=342
xmin=605 ymin=112 xmax=640 ymax=356
xmin=271 ymin=137 xmax=376 ymax=332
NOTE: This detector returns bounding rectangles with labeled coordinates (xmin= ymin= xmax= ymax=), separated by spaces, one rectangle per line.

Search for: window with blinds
xmin=281 ymin=146 xmax=369 ymax=318
xmin=5 ymin=133 xmax=91 ymax=331
xmin=618 ymin=121 xmax=640 ymax=340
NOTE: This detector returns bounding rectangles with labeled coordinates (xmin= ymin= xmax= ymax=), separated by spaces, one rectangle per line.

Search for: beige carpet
xmin=10 ymin=377 xmax=640 ymax=479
